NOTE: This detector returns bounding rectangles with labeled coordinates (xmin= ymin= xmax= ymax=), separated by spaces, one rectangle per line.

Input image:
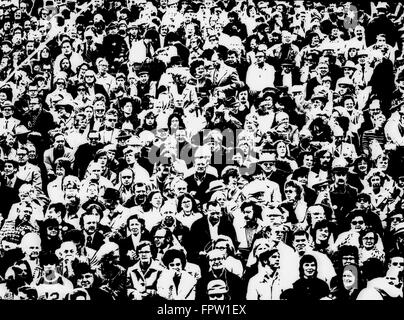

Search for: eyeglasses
xmin=351 ymin=220 xmax=364 ymax=226
xmin=209 ymin=293 xmax=224 ymax=299
xmin=122 ymin=176 xmax=132 ymax=179
xmin=284 ymin=189 xmax=295 ymax=194
xmin=391 ymin=217 xmax=403 ymax=223
xmin=362 ymin=237 xmax=374 ymax=241
xmin=391 ymin=262 xmax=404 ymax=267
xmin=138 ymin=250 xmax=151 ymax=254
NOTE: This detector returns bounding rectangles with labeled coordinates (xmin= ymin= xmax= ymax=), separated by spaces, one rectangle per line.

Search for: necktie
xmin=86 ymin=235 xmax=92 ymax=248
xmin=5 ymin=120 xmax=8 ymax=130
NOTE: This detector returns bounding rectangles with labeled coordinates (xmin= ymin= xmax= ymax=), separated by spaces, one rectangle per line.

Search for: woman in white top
xmin=141 ymin=190 xmax=165 ymax=232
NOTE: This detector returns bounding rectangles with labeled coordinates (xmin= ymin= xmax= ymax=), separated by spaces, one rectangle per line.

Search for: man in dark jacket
xmin=187 ymin=201 xmax=237 ymax=264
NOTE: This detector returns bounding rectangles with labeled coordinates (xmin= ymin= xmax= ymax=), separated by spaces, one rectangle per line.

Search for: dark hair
xmin=126 ymin=214 xmax=146 ymax=231
xmin=47 ymin=202 xmax=66 ymax=219
xmin=39 ymin=252 xmax=59 ymax=266
xmin=240 ymin=200 xmax=262 ymax=221
xmin=299 ymin=254 xmax=318 ymax=278
xmin=177 ymin=193 xmax=199 ymax=213
xmin=136 ymin=240 xmax=157 ymax=259
xmin=358 ymin=228 xmax=378 ymax=247
xmin=162 ymin=248 xmax=186 ymax=269
xmin=310 ymin=219 xmax=330 ymax=241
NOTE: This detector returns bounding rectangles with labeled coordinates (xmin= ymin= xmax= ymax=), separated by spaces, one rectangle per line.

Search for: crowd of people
xmin=0 ymin=0 xmax=404 ymax=301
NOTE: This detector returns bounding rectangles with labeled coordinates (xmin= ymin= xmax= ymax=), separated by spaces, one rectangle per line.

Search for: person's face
xmin=90 ymin=165 xmax=102 ymax=180
xmin=4 ymin=162 xmax=17 ymax=177
xmin=370 ymin=175 xmax=381 ymax=188
xmin=168 ymin=257 xmax=182 ymax=276
xmin=154 ymin=229 xmax=167 ymax=248
xmin=334 ymin=172 xmax=347 ymax=186
xmin=61 ymin=42 xmax=72 ymax=55
xmin=54 ymin=136 xmax=65 ymax=150
xmin=195 ymin=157 xmax=207 ymax=173
xmin=105 ymin=115 xmax=118 ymax=129
xmin=308 ymin=207 xmax=326 ymax=225
xmin=174 ymin=182 xmax=187 ymax=197
xmin=267 ymin=251 xmax=280 ymax=269
xmin=47 ymin=224 xmax=58 ymax=238
xmin=362 ymin=232 xmax=376 ymax=250
xmin=60 ymin=242 xmax=77 ymax=262
xmin=271 ymin=226 xmax=285 ymax=243
xmin=88 ymin=133 xmax=99 ymax=146
xmin=124 ymin=150 xmax=137 ymax=165
xmin=316 ymin=227 xmax=329 ymax=242
xmin=293 ymin=235 xmax=308 ymax=254
xmin=83 ymin=215 xmax=98 ymax=234
xmin=128 ymin=218 xmax=141 ymax=236
xmin=255 ymin=51 xmax=265 ymax=65
xmin=207 ymin=205 xmax=222 ymax=225
xmin=85 ymin=72 xmax=95 ymax=84
xmin=303 ymin=261 xmax=316 ymax=278
xmin=150 ymin=192 xmax=163 ymax=208
xmin=342 ymin=269 xmax=356 ymax=290
xmin=350 ymin=216 xmax=365 ymax=232
xmin=145 ymin=115 xmax=154 ymax=126
xmin=209 ymin=252 xmax=225 ymax=271
xmin=319 ymin=152 xmax=331 ymax=167
xmin=120 ymin=170 xmax=133 ymax=186
xmin=356 ymin=197 xmax=370 ymax=210
xmin=389 ymin=257 xmax=404 ymax=273
xmin=122 ymin=102 xmax=133 ymax=115
xmin=284 ymin=187 xmax=297 ymax=202
xmin=180 ymin=197 xmax=192 ymax=212
xmin=139 ymin=74 xmax=149 ymax=84
xmin=138 ymin=245 xmax=152 ymax=264
xmin=386 ymin=273 xmax=401 ymax=288
xmin=376 ymin=157 xmax=388 ymax=172
xmin=77 ymin=272 xmax=94 ymax=289
xmin=17 ymin=149 xmax=29 ymax=165
xmin=276 ymin=142 xmax=287 ymax=157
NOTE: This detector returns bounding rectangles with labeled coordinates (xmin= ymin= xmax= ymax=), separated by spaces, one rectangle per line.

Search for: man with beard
xmin=80 ymin=211 xmax=105 ymax=251
xmin=74 ymin=262 xmax=112 ymax=300
xmin=329 ymin=158 xmax=358 ymax=232
xmin=73 ymin=131 xmax=104 ymax=180
xmin=43 ymin=132 xmax=74 ymax=180
xmin=234 ymin=201 xmax=264 ymax=264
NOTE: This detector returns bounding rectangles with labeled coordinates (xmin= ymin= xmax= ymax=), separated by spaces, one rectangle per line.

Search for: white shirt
xmin=208 ymin=221 xmax=219 ymax=241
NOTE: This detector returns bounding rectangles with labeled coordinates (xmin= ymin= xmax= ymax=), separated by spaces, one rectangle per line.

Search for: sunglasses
xmin=391 ymin=262 xmax=404 ymax=267
xmin=351 ymin=220 xmax=364 ymax=226
xmin=209 ymin=293 xmax=224 ymax=299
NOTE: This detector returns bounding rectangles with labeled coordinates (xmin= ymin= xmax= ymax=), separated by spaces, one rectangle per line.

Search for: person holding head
xmin=0 ymin=261 xmax=33 ymax=299
xmin=126 ymin=240 xmax=164 ymax=300
xmin=246 ymin=247 xmax=282 ymax=300
xmin=93 ymin=242 xmax=126 ymax=300
xmin=74 ymin=262 xmax=113 ymax=301
xmin=157 ymin=248 xmax=197 ymax=300
xmin=33 ymin=252 xmax=74 ymax=300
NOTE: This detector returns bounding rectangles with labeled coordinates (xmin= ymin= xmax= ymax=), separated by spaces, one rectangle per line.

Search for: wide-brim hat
xmin=14 ymin=125 xmax=31 ymax=135
xmin=206 ymin=180 xmax=226 ymax=195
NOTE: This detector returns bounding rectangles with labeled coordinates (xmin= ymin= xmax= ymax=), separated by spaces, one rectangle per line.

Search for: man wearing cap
xmin=102 ymin=21 xmax=128 ymax=73
xmin=206 ymin=279 xmax=229 ymax=300
xmin=77 ymin=29 xmax=103 ymax=64
xmin=0 ymin=101 xmax=20 ymax=132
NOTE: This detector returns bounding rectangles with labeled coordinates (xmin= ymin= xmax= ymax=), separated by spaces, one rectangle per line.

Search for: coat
xmin=43 ymin=147 xmax=75 ymax=177
xmin=156 ymin=270 xmax=197 ymax=300
xmin=187 ymin=216 xmax=238 ymax=264
xmin=16 ymin=163 xmax=42 ymax=191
